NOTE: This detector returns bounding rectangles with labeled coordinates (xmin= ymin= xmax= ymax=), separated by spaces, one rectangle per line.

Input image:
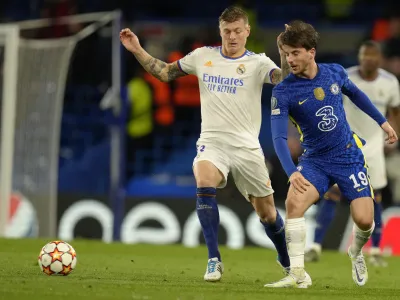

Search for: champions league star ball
xmin=38 ymin=241 xmax=77 ymax=276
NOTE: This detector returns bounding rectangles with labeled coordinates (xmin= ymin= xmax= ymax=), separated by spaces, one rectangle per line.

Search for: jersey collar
xmin=219 ymin=46 xmax=247 ymax=60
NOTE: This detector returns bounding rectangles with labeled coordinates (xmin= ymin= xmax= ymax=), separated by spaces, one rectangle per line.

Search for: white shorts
xmin=362 ymin=148 xmax=387 ymax=190
xmin=193 ymin=141 xmax=274 ymax=201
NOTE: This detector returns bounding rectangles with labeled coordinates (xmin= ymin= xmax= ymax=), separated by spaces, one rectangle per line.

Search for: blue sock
xmin=196 ymin=187 xmax=221 ymax=261
xmin=260 ymin=210 xmax=290 ymax=268
xmin=314 ymin=199 xmax=337 ymax=245
xmin=372 ymin=200 xmax=383 ymax=248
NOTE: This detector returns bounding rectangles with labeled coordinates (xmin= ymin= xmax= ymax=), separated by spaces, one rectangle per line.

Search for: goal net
xmin=0 ymin=11 xmax=122 ymax=238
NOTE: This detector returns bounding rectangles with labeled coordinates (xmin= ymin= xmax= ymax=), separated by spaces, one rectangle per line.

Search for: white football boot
xmin=348 ymin=247 xmax=368 ymax=286
xmin=264 ymin=268 xmax=312 ymax=288
xmin=204 ymin=257 xmax=224 ymax=282
xmin=369 ymin=247 xmax=388 ymax=267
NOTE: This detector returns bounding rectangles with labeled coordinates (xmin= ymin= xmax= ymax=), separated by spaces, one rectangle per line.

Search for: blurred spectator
xmin=371 ymin=7 xmax=400 ymax=41
xmin=125 ymin=58 xmax=154 ymax=177
xmin=38 ymin=0 xmax=81 ymax=38
xmin=142 ymin=67 xmax=173 ymax=128
xmin=167 ymin=36 xmax=201 ymax=129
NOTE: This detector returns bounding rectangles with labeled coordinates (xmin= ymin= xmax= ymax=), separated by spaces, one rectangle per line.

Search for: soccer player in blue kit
xmin=264 ymin=21 xmax=398 ymax=288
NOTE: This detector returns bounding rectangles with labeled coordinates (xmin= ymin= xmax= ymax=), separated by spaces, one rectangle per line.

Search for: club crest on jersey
xmin=313 ymin=87 xmax=325 ymax=101
xmin=330 ymin=83 xmax=339 ymax=95
xmin=236 ymin=64 xmax=246 ymax=75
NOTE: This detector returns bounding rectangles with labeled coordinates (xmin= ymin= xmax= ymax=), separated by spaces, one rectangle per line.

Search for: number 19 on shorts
xmin=349 ymin=171 xmax=369 ymax=191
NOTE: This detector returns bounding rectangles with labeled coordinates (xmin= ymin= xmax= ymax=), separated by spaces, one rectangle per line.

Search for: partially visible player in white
xmin=120 ymin=7 xmax=297 ymax=283
xmin=305 ymin=40 xmax=400 ymax=266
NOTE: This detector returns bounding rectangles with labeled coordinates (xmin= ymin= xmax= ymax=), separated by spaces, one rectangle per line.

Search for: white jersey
xmin=178 ymin=46 xmax=279 ymax=148
xmin=343 ymin=66 xmax=400 ymax=157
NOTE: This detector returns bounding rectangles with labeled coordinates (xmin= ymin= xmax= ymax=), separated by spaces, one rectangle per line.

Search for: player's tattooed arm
xmin=271 ymin=69 xmax=283 ymax=85
xmin=135 ymin=50 xmax=186 ymax=82
xmin=280 ymin=54 xmax=291 ymax=79
xmin=120 ymin=28 xmax=186 ymax=82
xmin=166 ymin=62 xmax=187 ymax=81
xmin=270 ymin=59 xmax=290 ymax=85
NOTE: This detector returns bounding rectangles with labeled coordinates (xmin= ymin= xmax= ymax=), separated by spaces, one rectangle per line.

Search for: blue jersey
xmin=270 ymin=63 xmax=387 ymax=200
xmin=271 ymin=63 xmax=364 ymax=156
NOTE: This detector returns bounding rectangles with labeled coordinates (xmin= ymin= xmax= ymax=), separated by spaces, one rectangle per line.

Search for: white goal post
xmin=0 ymin=11 xmax=123 ymax=238
xmin=0 ymin=25 xmax=19 ymax=238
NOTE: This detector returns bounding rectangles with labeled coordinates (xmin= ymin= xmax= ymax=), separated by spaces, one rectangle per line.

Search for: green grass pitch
xmin=0 ymin=238 xmax=398 ymax=300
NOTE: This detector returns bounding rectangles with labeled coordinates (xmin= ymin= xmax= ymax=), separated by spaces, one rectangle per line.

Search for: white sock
xmin=351 ymin=222 xmax=375 ymax=257
xmin=286 ymin=218 xmax=306 ymax=275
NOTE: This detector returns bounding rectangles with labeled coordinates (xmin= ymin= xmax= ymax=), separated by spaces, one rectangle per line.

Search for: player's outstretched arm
xmin=381 ymin=121 xmax=398 ymax=144
xmin=120 ymin=28 xmax=186 ymax=82
xmin=342 ymin=78 xmax=398 ymax=143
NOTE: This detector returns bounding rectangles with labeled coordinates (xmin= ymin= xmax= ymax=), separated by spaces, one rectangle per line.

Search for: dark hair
xmin=359 ymin=40 xmax=382 ymax=52
xmin=219 ymin=6 xmax=249 ymax=24
xmin=280 ymin=20 xmax=320 ymax=50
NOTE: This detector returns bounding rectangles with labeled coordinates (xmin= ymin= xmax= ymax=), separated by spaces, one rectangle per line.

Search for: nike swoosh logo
xmin=357 ymin=187 xmax=367 ymax=192
xmin=299 ymin=98 xmax=308 ymax=105
xmin=355 ymin=266 xmax=364 ymax=283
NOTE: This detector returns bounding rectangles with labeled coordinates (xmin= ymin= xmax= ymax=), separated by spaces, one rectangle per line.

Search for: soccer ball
xmin=38 ymin=241 xmax=77 ymax=276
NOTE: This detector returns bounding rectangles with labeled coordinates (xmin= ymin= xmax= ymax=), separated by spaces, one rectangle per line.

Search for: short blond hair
xmin=219 ymin=6 xmax=249 ymax=25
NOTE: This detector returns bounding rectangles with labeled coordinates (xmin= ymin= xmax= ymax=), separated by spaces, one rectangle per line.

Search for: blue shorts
xmin=297 ymin=141 xmax=374 ymax=203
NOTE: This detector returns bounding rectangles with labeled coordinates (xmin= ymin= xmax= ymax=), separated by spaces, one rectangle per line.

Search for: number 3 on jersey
xmin=315 ymin=105 xmax=338 ymax=132
xmin=349 ymin=171 xmax=369 ymax=191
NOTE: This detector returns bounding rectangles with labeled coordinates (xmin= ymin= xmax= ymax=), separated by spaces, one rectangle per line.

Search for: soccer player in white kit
xmin=120 ymin=6 xmax=293 ymax=282
xmin=305 ymin=40 xmax=400 ymax=266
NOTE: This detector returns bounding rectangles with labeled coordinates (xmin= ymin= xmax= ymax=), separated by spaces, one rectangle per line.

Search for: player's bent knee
xmin=285 ymin=195 xmax=306 ymax=218
xmin=350 ymin=197 xmax=374 ymax=230
xmin=250 ymin=195 xmax=276 ymax=223
xmin=354 ymin=217 xmax=374 ymax=231
xmin=194 ymin=161 xmax=224 ymax=187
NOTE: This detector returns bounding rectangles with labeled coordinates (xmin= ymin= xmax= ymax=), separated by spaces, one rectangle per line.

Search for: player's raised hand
xmin=381 ymin=121 xmax=398 ymax=144
xmin=289 ymin=171 xmax=311 ymax=194
xmin=120 ymin=28 xmax=141 ymax=54
xmin=277 ymin=24 xmax=290 ymax=56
